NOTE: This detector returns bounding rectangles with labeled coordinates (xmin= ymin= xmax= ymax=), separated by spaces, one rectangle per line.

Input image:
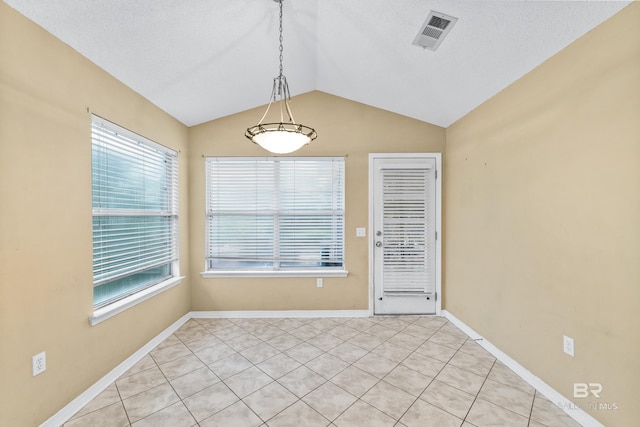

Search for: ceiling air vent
xmin=412 ymin=11 xmax=458 ymax=51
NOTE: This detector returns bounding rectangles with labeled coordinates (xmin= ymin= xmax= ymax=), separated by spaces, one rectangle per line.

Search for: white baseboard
xmin=40 ymin=309 xmax=369 ymax=426
xmin=46 ymin=309 xmax=596 ymax=427
xmin=192 ymin=310 xmax=371 ymax=319
xmin=442 ymin=310 xmax=604 ymax=427
xmin=40 ymin=313 xmax=191 ymax=427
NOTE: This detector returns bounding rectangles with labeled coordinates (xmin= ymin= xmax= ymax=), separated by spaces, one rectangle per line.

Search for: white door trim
xmin=368 ymin=153 xmax=442 ymax=316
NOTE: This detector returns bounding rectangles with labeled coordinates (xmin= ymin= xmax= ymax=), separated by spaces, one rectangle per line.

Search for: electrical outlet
xmin=32 ymin=352 xmax=46 ymax=376
xmin=316 ymin=278 xmax=323 ymax=288
xmin=563 ymin=336 xmax=574 ymax=357
xmin=356 ymin=227 xmax=366 ymax=237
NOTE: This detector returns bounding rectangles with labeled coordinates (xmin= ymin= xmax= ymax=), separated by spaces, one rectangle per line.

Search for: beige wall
xmin=189 ymin=91 xmax=445 ymax=311
xmin=3 ymin=0 xmax=638 ymax=425
xmin=0 ymin=4 xmax=191 ymax=426
xmin=444 ymin=3 xmax=640 ymax=426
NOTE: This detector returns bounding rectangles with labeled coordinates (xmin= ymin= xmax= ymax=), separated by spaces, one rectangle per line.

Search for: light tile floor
xmin=64 ymin=316 xmax=582 ymax=427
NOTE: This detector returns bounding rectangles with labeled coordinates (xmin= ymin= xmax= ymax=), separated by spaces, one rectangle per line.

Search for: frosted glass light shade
xmin=246 ymin=122 xmax=317 ymax=154
xmin=252 ymin=130 xmax=310 ymax=154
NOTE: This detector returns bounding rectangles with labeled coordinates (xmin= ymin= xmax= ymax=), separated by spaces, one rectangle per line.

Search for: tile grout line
xmin=114 ymin=381 xmax=132 ymax=427
xmin=338 ymin=317 xmax=449 ymax=424
xmin=145 ymin=337 xmax=196 ymax=426
xmin=173 ymin=319 xmax=264 ymax=426
xmin=288 ymin=317 xmax=406 ymax=423
xmin=321 ymin=316 xmax=443 ymax=424
xmin=172 ymin=322 xmax=216 ymax=425
xmin=208 ymin=321 xmax=279 ymax=426
xmin=67 ymin=316 xmax=549 ymax=427
xmin=380 ymin=319 xmax=461 ymax=424
xmin=460 ymin=352 xmax=539 ymax=426
xmin=242 ymin=317 xmax=366 ymax=426
xmin=459 ymin=349 xmax=497 ymax=425
xmin=526 ymin=390 xmax=538 ymax=427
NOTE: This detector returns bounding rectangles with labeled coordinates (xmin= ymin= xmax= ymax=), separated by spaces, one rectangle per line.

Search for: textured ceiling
xmin=3 ymin=0 xmax=631 ymax=127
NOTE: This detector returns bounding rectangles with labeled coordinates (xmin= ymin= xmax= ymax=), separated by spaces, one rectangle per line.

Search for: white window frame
xmin=89 ymin=115 xmax=182 ymax=325
xmin=202 ymin=157 xmax=348 ymax=278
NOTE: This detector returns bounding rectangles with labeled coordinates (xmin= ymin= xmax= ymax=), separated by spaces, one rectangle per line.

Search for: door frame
xmin=368 ymin=153 xmax=442 ymax=316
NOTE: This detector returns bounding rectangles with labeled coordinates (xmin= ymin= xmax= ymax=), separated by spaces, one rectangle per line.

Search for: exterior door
xmin=372 ymin=155 xmax=439 ymax=315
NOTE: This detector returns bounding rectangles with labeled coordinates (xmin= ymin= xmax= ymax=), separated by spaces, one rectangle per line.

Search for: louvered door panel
xmin=381 ymin=169 xmax=433 ymax=295
xmin=373 ymin=155 xmax=438 ymax=315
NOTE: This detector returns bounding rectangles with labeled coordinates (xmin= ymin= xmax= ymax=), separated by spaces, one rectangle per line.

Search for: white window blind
xmin=205 ymin=157 xmax=344 ymax=271
xmin=382 ymin=168 xmax=433 ymax=294
xmin=91 ymin=115 xmax=179 ymax=308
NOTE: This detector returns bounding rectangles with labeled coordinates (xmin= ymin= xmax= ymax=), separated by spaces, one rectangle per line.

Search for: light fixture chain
xmin=278 ymin=0 xmax=284 ymax=78
xmin=245 ymin=0 xmax=317 ymax=152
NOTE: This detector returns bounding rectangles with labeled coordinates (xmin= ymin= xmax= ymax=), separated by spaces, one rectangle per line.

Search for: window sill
xmin=200 ymin=270 xmax=349 ymax=279
xmin=89 ymin=276 xmax=184 ymax=326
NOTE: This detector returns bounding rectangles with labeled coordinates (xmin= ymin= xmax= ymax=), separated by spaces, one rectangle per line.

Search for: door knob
xmin=376 ymin=241 xmax=383 ymax=247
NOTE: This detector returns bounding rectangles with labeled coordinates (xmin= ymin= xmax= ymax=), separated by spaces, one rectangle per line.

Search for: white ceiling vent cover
xmin=412 ymin=11 xmax=458 ymax=51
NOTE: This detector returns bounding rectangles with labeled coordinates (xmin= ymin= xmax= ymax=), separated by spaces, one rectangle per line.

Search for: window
xmin=205 ymin=157 xmax=345 ymax=275
xmin=91 ymin=115 xmax=179 ymax=309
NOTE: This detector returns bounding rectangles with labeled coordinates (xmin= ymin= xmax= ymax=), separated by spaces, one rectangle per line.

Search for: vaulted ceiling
xmin=4 ymin=0 xmax=631 ymax=127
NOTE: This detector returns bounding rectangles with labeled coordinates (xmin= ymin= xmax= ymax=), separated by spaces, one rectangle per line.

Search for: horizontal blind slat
xmin=206 ymin=157 xmax=344 ymax=269
xmin=91 ymin=115 xmax=179 ymax=294
xmin=381 ymin=168 xmax=432 ymax=294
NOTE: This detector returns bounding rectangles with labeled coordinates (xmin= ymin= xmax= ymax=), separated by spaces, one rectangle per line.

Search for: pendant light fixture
xmin=245 ymin=0 xmax=317 ymax=154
